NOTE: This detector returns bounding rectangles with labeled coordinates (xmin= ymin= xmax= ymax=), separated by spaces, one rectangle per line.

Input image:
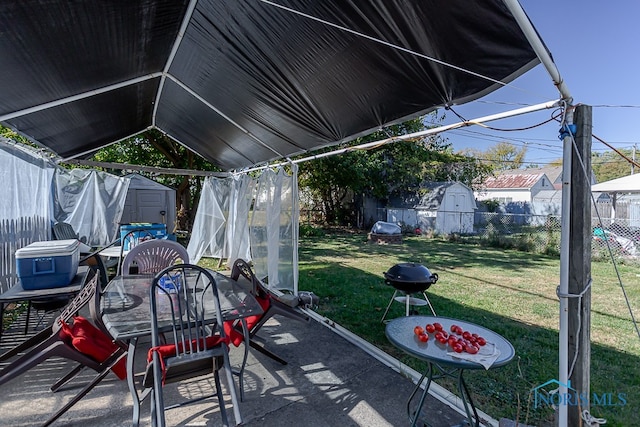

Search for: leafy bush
xmin=300 ymin=224 xmax=325 ymax=237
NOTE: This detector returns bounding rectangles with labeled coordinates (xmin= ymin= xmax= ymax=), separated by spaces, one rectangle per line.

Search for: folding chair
xmin=0 ymin=271 xmax=127 ymax=426
xmin=52 ymin=221 xmax=86 ymax=243
xmin=143 ymin=264 xmax=240 ymax=427
xmin=223 ymin=259 xmax=311 ymax=398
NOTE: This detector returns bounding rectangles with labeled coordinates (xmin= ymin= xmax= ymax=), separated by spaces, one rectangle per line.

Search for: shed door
xmin=442 ymin=191 xmax=468 ymax=234
xmin=121 ymin=189 xmax=168 ymax=225
xmin=136 ymin=190 xmax=167 ymax=224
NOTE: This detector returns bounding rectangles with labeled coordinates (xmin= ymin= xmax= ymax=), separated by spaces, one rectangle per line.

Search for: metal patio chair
xmin=0 ymin=271 xmax=127 ymax=426
xmin=223 ymin=259 xmax=311 ymax=399
xmin=143 ymin=264 xmax=240 ymax=427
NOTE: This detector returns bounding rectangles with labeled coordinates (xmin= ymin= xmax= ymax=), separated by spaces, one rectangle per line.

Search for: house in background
xmin=387 ymin=181 xmax=476 ymax=234
xmin=474 ymin=168 xmax=558 ymax=205
xmin=475 ymin=166 xmax=599 ymax=219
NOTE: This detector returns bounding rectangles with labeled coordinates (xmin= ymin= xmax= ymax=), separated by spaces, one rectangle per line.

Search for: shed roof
xmin=125 ymin=173 xmax=175 ymax=191
xmin=0 ymin=1 xmax=541 ymax=171
xmin=418 ymin=181 xmax=473 ymax=210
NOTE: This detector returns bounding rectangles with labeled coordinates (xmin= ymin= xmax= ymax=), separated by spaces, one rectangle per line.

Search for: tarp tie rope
xmin=556 ymin=279 xmax=592 ymax=379
xmin=582 ymin=409 xmax=607 ymax=426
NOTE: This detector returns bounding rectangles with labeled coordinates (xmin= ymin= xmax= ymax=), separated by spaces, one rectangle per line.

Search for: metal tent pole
xmin=241 ymin=99 xmax=561 ymax=174
xmin=502 ymin=1 xmax=574 ymax=425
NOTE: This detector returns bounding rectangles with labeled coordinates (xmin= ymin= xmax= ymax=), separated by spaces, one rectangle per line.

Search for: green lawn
xmin=296 ymin=231 xmax=640 ymax=427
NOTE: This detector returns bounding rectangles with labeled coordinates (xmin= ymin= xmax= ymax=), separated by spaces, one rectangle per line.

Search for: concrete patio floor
xmin=0 ymin=308 xmax=497 ymax=427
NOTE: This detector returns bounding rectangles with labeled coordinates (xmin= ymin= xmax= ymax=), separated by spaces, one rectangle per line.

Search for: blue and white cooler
xmin=120 ymin=223 xmax=167 ymax=250
xmin=15 ymin=239 xmax=80 ymax=290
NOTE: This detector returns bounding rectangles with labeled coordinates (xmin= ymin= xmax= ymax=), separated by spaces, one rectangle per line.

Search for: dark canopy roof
xmin=0 ymin=1 xmax=540 ymax=171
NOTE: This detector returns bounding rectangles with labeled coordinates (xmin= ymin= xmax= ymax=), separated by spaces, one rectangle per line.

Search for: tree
xmin=482 ymin=141 xmax=527 ymax=171
xmin=298 ymin=113 xmax=492 ymax=226
xmin=1 ymin=125 xmax=38 ymax=147
xmin=592 ymin=149 xmax=635 ymax=183
xmin=91 ymin=129 xmax=220 ymax=230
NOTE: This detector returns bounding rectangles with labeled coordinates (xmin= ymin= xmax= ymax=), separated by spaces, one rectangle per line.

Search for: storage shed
xmin=416 ymin=182 xmax=476 ymax=235
xmin=120 ymin=174 xmax=177 ymax=234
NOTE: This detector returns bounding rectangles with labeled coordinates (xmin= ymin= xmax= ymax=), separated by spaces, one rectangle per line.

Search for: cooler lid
xmin=15 ymin=239 xmax=80 ymax=258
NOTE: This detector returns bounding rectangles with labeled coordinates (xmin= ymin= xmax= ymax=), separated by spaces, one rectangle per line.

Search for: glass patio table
xmin=385 ymin=315 xmax=515 ymax=427
xmin=100 ymin=270 xmax=263 ymax=426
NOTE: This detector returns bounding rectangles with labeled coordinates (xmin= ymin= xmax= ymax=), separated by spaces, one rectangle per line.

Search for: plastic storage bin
xmin=120 ymin=223 xmax=167 ymax=250
xmin=15 ymin=239 xmax=80 ymax=290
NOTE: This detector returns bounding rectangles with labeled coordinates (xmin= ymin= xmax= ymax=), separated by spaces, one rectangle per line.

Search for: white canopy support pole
xmin=242 ymin=99 xmax=561 ymax=174
xmin=62 ymin=158 xmax=230 ymax=177
xmin=558 ymin=111 xmax=573 ymax=427
xmin=151 ymin=0 xmax=199 ymax=127
xmin=165 ymin=74 xmax=286 ymax=159
xmin=60 ymin=127 xmax=154 ymax=161
xmin=503 ymin=3 xmax=575 ymax=425
xmin=502 ymin=0 xmax=572 ymax=102
xmin=0 ymin=73 xmax=162 ymax=122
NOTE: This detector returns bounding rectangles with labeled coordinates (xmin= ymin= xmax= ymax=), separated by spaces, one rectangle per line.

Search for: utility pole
xmin=632 ymin=144 xmax=636 ymax=174
xmin=568 ymin=104 xmax=592 ymax=426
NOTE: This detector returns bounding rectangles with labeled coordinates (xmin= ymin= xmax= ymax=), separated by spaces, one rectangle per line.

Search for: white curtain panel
xmin=225 ymin=174 xmax=254 ymax=267
xmin=53 ymin=168 xmax=130 ymax=246
xmin=0 ymin=140 xmax=54 ymax=222
xmin=250 ymin=166 xmax=298 ymax=293
xmin=0 ymin=139 xmax=55 ymax=290
xmin=188 ymin=166 xmax=299 ymax=294
xmin=187 ymin=177 xmax=230 ymax=263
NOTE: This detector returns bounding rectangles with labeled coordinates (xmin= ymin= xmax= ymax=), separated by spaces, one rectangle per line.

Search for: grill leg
xmin=422 ymin=291 xmax=437 ymax=316
xmin=405 ymin=292 xmax=411 ymax=316
xmin=381 ymin=290 xmax=399 ymax=323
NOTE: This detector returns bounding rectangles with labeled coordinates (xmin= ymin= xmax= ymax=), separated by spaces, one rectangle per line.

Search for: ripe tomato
xmin=425 ymin=324 xmax=436 ymax=334
xmin=465 ymin=344 xmax=479 ymax=355
xmin=418 ymin=333 xmax=429 ymax=342
xmin=414 ymin=326 xmax=425 ymax=336
xmin=453 ymin=343 xmax=464 ymax=353
xmin=433 ymin=322 xmax=443 ymax=332
xmin=450 ymin=324 xmax=459 ymax=333
xmin=476 ymin=337 xmax=487 ymax=346
xmin=462 ymin=331 xmax=471 ymax=340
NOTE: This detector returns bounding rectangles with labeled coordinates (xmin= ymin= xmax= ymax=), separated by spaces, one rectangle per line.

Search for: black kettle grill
xmin=383 ymin=262 xmax=438 ymax=293
xmin=381 ymin=263 xmax=438 ymax=322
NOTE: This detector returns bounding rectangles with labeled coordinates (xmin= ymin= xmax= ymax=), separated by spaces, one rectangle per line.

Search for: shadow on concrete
xmin=1 ymin=308 xmax=468 ymax=427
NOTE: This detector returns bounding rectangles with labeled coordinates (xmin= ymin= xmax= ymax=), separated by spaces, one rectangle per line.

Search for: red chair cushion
xmin=224 ymin=294 xmax=271 ymax=347
xmin=59 ymin=316 xmax=127 ymax=380
xmin=147 ymin=335 xmax=229 ymax=362
xmin=147 ymin=335 xmax=230 ymax=385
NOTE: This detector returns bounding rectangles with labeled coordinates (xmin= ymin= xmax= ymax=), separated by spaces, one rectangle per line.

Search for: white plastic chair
xmin=121 ymin=239 xmax=189 ymax=276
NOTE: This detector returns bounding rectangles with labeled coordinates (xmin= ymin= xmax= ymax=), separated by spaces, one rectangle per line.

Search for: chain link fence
xmin=473 ymin=212 xmax=640 ymax=260
xmin=472 ymin=212 xmax=562 ymax=255
xmin=301 ymin=206 xmax=640 ymax=261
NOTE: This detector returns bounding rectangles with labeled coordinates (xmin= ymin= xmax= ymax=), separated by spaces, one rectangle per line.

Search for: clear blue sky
xmin=439 ymin=0 xmax=640 ymax=167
